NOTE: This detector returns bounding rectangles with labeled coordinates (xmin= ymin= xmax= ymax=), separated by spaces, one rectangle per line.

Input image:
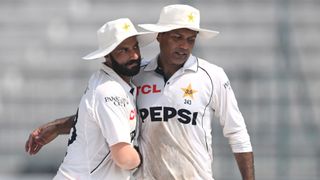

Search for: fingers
xmin=25 ymin=129 xmax=43 ymax=155
xmin=27 ymin=140 xmax=43 ymax=155
xmin=30 ymin=143 xmax=43 ymax=155
xmin=25 ymin=133 xmax=34 ymax=154
xmin=34 ymin=136 xmax=47 ymax=146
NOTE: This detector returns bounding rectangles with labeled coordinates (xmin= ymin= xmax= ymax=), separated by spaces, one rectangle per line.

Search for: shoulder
xmin=197 ymin=57 xmax=229 ymax=83
xmin=87 ymin=70 xmax=126 ymax=97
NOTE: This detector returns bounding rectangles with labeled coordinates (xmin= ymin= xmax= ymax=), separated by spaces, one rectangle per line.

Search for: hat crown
xmin=157 ymin=4 xmax=200 ymax=28
xmin=83 ymin=18 xmax=156 ymax=60
xmin=97 ymin=18 xmax=138 ymax=49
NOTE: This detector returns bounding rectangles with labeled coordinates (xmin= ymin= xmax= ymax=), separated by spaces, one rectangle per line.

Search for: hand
xmin=25 ymin=123 xmax=59 ymax=155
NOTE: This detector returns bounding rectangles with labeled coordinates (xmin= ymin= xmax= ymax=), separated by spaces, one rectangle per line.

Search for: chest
xmin=134 ymin=70 xmax=213 ymax=125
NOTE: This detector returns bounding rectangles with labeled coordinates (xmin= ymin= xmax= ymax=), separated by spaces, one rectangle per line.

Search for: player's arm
xmin=110 ymin=142 xmax=141 ymax=170
xmin=212 ymin=69 xmax=255 ymax=179
xmin=25 ymin=115 xmax=76 ymax=155
xmin=234 ymin=152 xmax=255 ymax=180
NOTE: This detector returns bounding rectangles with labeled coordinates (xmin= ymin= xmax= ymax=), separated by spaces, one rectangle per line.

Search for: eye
xmin=187 ymin=37 xmax=196 ymax=43
xmin=133 ymin=44 xmax=139 ymax=50
xmin=171 ymin=34 xmax=182 ymax=40
xmin=116 ymin=48 xmax=128 ymax=54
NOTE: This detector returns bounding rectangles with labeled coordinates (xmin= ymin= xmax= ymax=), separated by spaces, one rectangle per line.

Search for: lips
xmin=174 ymin=51 xmax=188 ymax=59
xmin=126 ymin=61 xmax=140 ymax=69
xmin=127 ymin=59 xmax=141 ymax=65
xmin=176 ymin=51 xmax=186 ymax=55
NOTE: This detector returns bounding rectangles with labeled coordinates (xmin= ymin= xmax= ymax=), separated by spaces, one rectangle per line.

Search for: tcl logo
xmin=137 ymin=84 xmax=161 ymax=95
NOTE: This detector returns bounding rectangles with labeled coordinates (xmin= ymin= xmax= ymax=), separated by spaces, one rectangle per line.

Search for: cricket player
xmin=26 ymin=4 xmax=255 ymax=180
xmin=132 ymin=4 xmax=254 ymax=180
xmin=50 ymin=18 xmax=155 ymax=179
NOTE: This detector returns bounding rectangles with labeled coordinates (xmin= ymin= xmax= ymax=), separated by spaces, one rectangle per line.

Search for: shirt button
xmin=167 ymin=82 xmax=170 ymax=85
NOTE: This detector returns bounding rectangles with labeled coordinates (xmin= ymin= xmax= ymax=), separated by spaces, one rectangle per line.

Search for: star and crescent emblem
xmin=187 ymin=12 xmax=195 ymax=22
xmin=122 ymin=23 xmax=131 ymax=31
xmin=181 ymin=83 xmax=198 ymax=99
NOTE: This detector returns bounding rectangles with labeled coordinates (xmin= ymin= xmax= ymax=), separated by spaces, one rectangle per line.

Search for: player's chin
xmin=124 ymin=67 xmax=140 ymax=76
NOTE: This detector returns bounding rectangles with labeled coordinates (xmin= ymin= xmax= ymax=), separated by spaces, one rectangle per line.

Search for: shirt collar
xmin=143 ymin=54 xmax=198 ymax=72
xmin=100 ymin=63 xmax=135 ymax=94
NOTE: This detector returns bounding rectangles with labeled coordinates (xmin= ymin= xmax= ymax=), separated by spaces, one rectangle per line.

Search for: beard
xmin=109 ymin=55 xmax=141 ymax=76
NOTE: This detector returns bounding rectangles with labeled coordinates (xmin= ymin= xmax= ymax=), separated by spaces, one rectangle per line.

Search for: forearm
xmin=111 ymin=143 xmax=141 ymax=170
xmin=51 ymin=115 xmax=76 ymax=135
xmin=234 ymin=152 xmax=255 ymax=180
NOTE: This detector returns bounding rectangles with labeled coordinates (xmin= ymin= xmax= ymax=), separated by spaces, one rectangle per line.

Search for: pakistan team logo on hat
xmin=187 ymin=12 xmax=195 ymax=23
xmin=122 ymin=23 xmax=131 ymax=32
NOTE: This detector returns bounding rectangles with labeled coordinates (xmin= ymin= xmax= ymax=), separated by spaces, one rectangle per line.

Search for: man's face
xmin=108 ymin=36 xmax=142 ymax=76
xmin=157 ymin=28 xmax=197 ymax=67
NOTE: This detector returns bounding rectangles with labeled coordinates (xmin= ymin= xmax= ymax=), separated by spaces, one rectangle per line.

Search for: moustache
xmin=126 ymin=59 xmax=141 ymax=66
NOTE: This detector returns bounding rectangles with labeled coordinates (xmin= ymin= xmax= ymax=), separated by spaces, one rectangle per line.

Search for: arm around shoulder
xmin=25 ymin=114 xmax=76 ymax=155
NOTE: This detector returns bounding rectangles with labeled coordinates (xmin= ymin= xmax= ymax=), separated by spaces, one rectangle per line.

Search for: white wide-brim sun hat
xmin=83 ymin=18 xmax=157 ymax=60
xmin=138 ymin=4 xmax=219 ymax=39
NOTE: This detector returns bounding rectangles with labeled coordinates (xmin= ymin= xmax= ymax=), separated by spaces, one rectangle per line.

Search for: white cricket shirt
xmin=133 ymin=55 xmax=252 ymax=180
xmin=53 ymin=64 xmax=137 ymax=180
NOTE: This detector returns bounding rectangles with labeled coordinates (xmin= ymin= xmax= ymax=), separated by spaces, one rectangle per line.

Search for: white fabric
xmin=83 ymin=18 xmax=156 ymax=60
xmin=138 ymin=4 xmax=219 ymax=39
xmin=132 ymin=55 xmax=252 ymax=180
xmin=53 ymin=64 xmax=137 ymax=180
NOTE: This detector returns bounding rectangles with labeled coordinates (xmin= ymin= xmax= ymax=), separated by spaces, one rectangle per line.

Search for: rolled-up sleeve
xmin=212 ymin=68 xmax=252 ymax=153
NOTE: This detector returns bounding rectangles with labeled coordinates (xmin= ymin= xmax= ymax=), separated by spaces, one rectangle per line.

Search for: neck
xmin=120 ymin=75 xmax=131 ymax=84
xmin=104 ymin=62 xmax=131 ymax=84
xmin=157 ymin=56 xmax=183 ymax=80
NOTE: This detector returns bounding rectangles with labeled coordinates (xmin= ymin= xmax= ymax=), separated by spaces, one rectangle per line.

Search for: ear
xmin=104 ymin=55 xmax=111 ymax=63
xmin=156 ymin=33 xmax=163 ymax=42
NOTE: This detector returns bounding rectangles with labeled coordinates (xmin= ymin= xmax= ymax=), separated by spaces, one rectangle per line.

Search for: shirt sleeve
xmin=212 ymin=68 xmax=252 ymax=153
xmin=93 ymin=82 xmax=132 ymax=146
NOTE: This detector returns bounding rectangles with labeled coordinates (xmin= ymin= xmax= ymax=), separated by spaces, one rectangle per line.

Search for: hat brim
xmin=82 ymin=31 xmax=157 ymax=60
xmin=139 ymin=24 xmax=219 ymax=39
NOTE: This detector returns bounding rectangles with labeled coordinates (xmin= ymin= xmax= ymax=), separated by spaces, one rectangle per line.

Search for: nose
xmin=178 ymin=39 xmax=189 ymax=50
xmin=129 ymin=49 xmax=139 ymax=60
